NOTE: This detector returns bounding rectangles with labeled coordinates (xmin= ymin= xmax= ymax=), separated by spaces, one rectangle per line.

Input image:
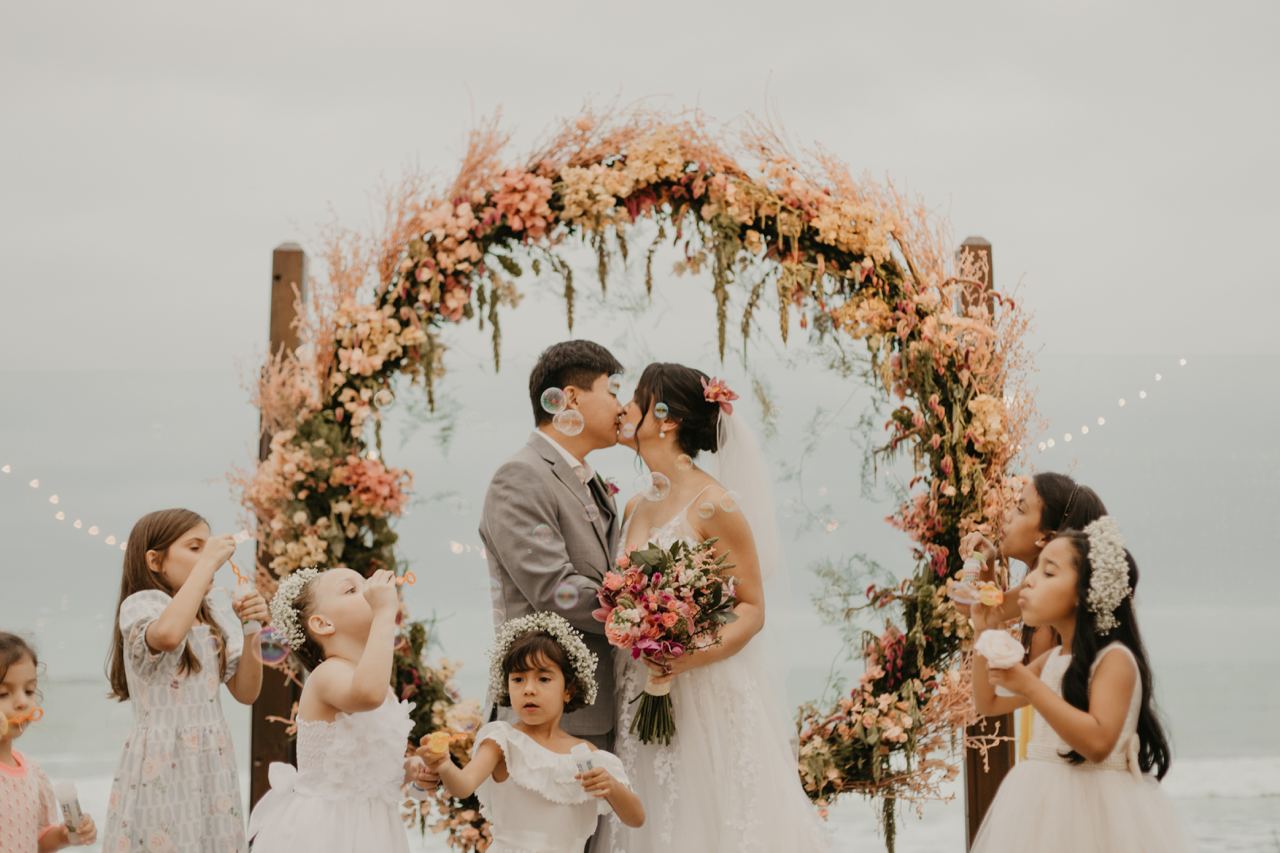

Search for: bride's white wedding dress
xmin=607 ymin=488 xmax=830 ymax=853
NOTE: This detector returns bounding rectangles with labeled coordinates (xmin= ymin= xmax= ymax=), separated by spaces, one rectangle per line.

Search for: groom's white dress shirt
xmin=533 ymin=429 xmax=595 ymax=482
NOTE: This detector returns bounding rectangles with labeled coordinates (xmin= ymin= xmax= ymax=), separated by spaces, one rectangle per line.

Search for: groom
xmin=478 ymin=340 xmax=625 ymax=749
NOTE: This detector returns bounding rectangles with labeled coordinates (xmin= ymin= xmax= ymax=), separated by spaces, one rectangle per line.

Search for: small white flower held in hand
xmin=975 ymin=629 xmax=1024 ymax=698
xmin=974 ymin=629 xmax=1024 ymax=669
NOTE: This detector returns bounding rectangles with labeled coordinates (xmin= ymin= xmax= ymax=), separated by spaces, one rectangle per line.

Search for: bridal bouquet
xmin=593 ymin=538 xmax=738 ymax=745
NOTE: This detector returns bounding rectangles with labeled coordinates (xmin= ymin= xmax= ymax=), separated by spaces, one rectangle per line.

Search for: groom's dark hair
xmin=528 ymin=340 xmax=623 ymax=425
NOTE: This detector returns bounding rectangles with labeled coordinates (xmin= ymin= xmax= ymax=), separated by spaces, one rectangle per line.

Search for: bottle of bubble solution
xmin=571 ymin=743 xmax=594 ymax=775
xmin=52 ymin=780 xmax=82 ymax=843
xmin=231 ymin=531 xmax=260 ymax=635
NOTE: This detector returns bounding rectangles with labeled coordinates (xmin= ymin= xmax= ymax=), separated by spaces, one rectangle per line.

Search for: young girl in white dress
xmin=420 ymin=612 xmax=644 ymax=853
xmin=248 ymin=567 xmax=431 ymax=853
xmin=970 ymin=517 xmax=1194 ymax=852
xmin=103 ymin=509 xmax=268 ymax=853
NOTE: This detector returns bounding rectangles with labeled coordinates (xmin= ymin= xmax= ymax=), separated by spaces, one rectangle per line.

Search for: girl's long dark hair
xmin=107 ymin=508 xmax=228 ymax=700
xmin=1057 ymin=530 xmax=1172 ymax=779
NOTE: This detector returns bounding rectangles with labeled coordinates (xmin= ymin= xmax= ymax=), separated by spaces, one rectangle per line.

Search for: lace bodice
xmin=1029 ymin=644 xmax=1143 ymax=776
xmin=287 ymin=694 xmax=415 ymax=802
xmin=619 ymin=486 xmax=713 ymax=555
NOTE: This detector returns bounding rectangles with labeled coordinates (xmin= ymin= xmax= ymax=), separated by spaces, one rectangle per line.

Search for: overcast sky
xmin=2 ymin=0 xmax=1277 ymax=369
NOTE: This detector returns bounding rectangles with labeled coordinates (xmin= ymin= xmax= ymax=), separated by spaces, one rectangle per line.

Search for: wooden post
xmin=249 ymin=242 xmax=307 ymax=809
xmin=959 ymin=235 xmax=1016 ymax=848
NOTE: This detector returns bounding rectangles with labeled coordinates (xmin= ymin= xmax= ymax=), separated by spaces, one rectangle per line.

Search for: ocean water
xmin=2 ymin=278 xmax=1277 ymax=849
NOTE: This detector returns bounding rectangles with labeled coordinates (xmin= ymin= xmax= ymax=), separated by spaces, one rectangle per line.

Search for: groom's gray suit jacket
xmin=479 ymin=434 xmax=620 ymax=737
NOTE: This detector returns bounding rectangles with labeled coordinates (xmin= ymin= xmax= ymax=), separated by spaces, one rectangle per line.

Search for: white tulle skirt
xmin=972 ymin=759 xmax=1194 ymax=853
xmin=248 ymin=773 xmax=409 ymax=853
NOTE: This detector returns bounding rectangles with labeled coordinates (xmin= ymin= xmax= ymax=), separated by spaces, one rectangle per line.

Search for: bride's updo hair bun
xmin=633 ymin=363 xmax=721 ymax=457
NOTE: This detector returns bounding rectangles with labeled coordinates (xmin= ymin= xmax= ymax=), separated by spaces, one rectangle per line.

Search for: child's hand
xmin=71 ymin=813 xmax=96 ymax=846
xmin=970 ymin=601 xmax=1000 ymax=633
xmin=363 ymin=570 xmax=398 ymax=618
xmin=960 ymin=532 xmax=998 ymax=567
xmin=232 ymin=591 xmax=269 ymax=631
xmin=415 ymin=743 xmax=452 ymax=773
xmin=403 ymin=755 xmax=433 ymax=786
xmin=986 ymin=663 xmax=1035 ymax=697
xmin=197 ymin=535 xmax=237 ymax=574
xmin=577 ymin=766 xmax=622 ymax=800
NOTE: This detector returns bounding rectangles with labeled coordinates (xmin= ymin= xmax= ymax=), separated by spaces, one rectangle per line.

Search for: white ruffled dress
xmin=972 ymin=643 xmax=1195 ymax=853
xmin=247 ymin=694 xmax=414 ymax=853
xmin=473 ymin=721 xmax=630 ymax=853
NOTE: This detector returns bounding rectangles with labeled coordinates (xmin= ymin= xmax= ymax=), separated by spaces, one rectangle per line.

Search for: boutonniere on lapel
xmin=603 ymin=477 xmax=620 ymax=497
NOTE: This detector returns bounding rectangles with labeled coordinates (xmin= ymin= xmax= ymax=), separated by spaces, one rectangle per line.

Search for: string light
xmin=1037 ymin=357 xmax=1189 ymax=454
xmin=2 ymin=461 xmax=126 ymax=550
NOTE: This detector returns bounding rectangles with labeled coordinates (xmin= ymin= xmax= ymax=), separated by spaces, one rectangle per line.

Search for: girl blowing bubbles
xmin=0 ymin=634 xmax=96 ymax=851
xmin=969 ymin=518 xmax=1193 ymax=853
xmin=248 ymin=568 xmax=430 ymax=853
xmin=419 ymin=613 xmax=643 ymax=853
xmin=103 ymin=509 xmax=267 ymax=853
xmin=961 ymin=472 xmax=1107 ymax=660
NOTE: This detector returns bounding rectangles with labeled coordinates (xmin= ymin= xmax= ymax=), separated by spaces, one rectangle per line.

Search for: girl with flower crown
xmin=247 ymin=567 xmax=432 ymax=853
xmin=418 ymin=613 xmax=644 ymax=853
xmin=969 ymin=517 xmax=1194 ymax=852
xmin=103 ymin=509 xmax=267 ymax=853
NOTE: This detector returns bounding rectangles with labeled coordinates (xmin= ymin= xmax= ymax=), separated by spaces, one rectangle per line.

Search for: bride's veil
xmin=711 ymin=411 xmax=801 ymax=753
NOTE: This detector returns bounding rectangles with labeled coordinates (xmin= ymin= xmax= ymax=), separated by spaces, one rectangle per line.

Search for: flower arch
xmin=241 ymin=109 xmax=1029 ymax=849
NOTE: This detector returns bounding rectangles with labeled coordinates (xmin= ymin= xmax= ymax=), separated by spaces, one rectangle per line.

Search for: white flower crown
xmin=269 ymin=567 xmax=323 ymax=649
xmin=1084 ymin=517 xmax=1132 ymax=635
xmin=488 ymin=612 xmax=599 ymax=707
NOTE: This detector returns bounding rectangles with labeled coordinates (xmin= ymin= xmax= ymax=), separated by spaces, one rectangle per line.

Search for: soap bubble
xmin=675 ymin=454 xmax=694 ymax=471
xmin=575 ymin=466 xmax=591 ymax=484
xmin=258 ymin=627 xmax=290 ymax=666
xmin=532 ymin=524 xmax=554 ymax=546
xmin=88 ymin=526 xmax=100 ymax=536
xmin=1118 ymin=398 xmax=1126 ymax=407
xmin=54 ymin=511 xmax=65 ymax=521
xmin=720 ymin=491 xmax=740 ymax=513
xmin=584 ymin=505 xmax=601 ymax=523
xmin=540 ymin=387 xmax=567 ymax=414
xmin=553 ymin=409 xmax=584 ymax=437
xmin=554 ymin=582 xmax=580 ymax=609
xmin=620 ymin=422 xmax=637 ymax=440
xmin=654 ymin=403 xmax=669 ymax=421
xmin=696 ymin=502 xmax=715 ymax=520
xmin=635 ymin=472 xmax=672 ymax=502
xmin=1138 ymin=390 xmax=1147 ymax=400
xmin=1046 ymin=439 xmax=1056 ymax=448
xmin=608 ymin=373 xmax=623 ymax=395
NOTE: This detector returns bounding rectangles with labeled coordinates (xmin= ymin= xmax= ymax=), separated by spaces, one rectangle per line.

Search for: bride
xmin=608 ymin=363 xmax=829 ymax=853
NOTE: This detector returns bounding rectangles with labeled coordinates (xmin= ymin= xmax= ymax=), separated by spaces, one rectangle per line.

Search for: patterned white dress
xmin=972 ymin=643 xmax=1195 ymax=852
xmin=102 ymin=589 xmax=246 ymax=853
xmin=247 ymin=694 xmax=415 ymax=852
xmin=608 ymin=502 xmax=829 ymax=853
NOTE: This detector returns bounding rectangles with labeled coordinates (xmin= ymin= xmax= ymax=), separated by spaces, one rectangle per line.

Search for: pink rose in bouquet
xmin=593 ymin=538 xmax=737 ymax=744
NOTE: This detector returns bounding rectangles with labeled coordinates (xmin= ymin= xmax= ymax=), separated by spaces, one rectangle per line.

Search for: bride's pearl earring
xmin=659 ymin=428 xmax=667 ymax=438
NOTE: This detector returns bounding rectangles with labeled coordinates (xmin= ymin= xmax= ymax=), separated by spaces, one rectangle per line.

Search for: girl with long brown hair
xmin=101 ymin=508 xmax=268 ymax=853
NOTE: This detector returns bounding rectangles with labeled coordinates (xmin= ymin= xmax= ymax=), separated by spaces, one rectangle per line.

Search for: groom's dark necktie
xmin=586 ymin=475 xmax=614 ymax=525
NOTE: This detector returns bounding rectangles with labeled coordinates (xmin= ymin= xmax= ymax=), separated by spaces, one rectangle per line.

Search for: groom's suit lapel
xmin=527 ymin=436 xmax=611 ymax=576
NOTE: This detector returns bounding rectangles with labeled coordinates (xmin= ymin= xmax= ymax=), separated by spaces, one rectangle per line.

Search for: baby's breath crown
xmin=1084 ymin=517 xmax=1132 ymax=635
xmin=269 ymin=567 xmax=323 ymax=649
xmin=488 ymin=612 xmax=599 ymax=706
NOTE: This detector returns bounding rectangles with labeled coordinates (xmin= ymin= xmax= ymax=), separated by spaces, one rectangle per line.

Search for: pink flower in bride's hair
xmin=700 ymin=376 xmax=739 ymax=415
